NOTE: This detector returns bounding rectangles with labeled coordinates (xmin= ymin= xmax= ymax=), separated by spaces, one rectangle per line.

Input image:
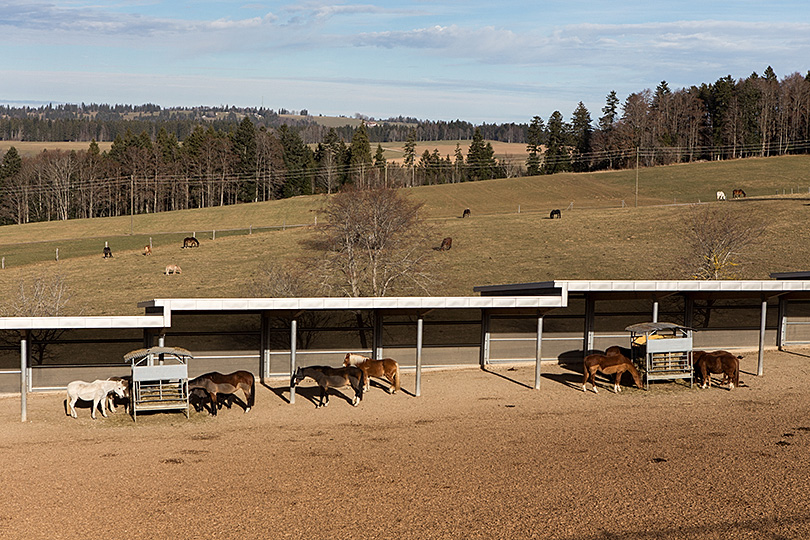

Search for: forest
xmin=0 ymin=66 xmax=809 ymax=225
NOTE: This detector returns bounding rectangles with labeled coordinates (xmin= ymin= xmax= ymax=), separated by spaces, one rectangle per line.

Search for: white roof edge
xmin=143 ymin=296 xmax=568 ymax=312
xmin=553 ymin=280 xmax=810 ymax=292
xmin=0 ymin=315 xmax=167 ymax=330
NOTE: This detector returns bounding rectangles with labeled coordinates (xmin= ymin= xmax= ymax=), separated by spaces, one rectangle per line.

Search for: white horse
xmin=716 ymin=190 xmax=726 ymax=201
xmin=66 ymin=379 xmax=126 ymax=419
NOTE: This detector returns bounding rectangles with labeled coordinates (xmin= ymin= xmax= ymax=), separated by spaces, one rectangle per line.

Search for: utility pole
xmin=635 ymin=147 xmax=639 ymax=207
xmin=130 ymin=175 xmax=134 ymax=235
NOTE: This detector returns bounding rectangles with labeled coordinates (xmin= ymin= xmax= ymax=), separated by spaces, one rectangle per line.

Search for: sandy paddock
xmin=2 ymin=351 xmax=810 ymax=539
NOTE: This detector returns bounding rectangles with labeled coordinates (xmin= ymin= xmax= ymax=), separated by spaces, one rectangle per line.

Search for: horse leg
xmin=69 ymin=397 xmax=78 ymax=418
xmin=581 ymin=368 xmax=590 ymax=392
xmin=614 ymin=371 xmax=622 ymax=393
xmin=209 ymin=392 xmax=218 ymax=415
xmin=243 ymin=387 xmax=252 ymax=413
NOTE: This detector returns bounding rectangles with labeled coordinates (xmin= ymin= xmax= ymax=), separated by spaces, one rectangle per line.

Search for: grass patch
xmin=0 ymin=154 xmax=808 ymax=315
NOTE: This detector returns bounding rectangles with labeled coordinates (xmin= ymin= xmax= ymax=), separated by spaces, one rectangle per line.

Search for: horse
xmin=462 ymin=208 xmax=471 ymax=218
xmin=732 ymin=189 xmax=746 ymax=199
xmin=105 ymin=376 xmax=131 ymax=414
xmin=291 ymin=365 xmax=364 ymax=408
xmin=66 ymin=379 xmax=127 ymax=419
xmin=343 ymin=353 xmax=401 ymax=394
xmin=582 ymin=353 xmax=644 ymax=394
xmin=182 ymin=237 xmax=200 ymax=248
xmin=439 ymin=237 xmax=452 ymax=251
xmin=716 ymin=190 xmax=726 ymax=201
xmin=693 ymin=350 xmax=740 ymax=390
xmin=143 ymin=245 xmax=152 ymax=256
xmin=550 ymin=209 xmax=561 ymax=219
xmin=164 ymin=264 xmax=182 ymax=275
xmin=102 ymin=246 xmax=113 ymax=258
xmin=188 ymin=371 xmax=255 ymax=415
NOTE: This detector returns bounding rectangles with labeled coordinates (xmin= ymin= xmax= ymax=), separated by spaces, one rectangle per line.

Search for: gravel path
xmin=2 ymin=350 xmax=810 ymax=539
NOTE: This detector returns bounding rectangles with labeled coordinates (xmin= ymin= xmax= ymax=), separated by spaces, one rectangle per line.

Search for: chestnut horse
xmin=188 ymin=371 xmax=255 ymax=415
xmin=582 ymin=353 xmax=643 ymax=394
xmin=693 ymin=350 xmax=740 ymax=390
xmin=343 ymin=353 xmax=401 ymax=394
xmin=291 ymin=365 xmax=364 ymax=408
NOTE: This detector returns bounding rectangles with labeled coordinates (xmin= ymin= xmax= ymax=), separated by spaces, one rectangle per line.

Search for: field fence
xmin=2 ymin=184 xmax=810 ymax=268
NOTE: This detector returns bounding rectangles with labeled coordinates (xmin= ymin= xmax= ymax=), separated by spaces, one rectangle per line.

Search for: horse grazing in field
xmin=291 ymin=365 xmax=364 ymax=408
xmin=439 ymin=237 xmax=452 ymax=251
xmin=343 ymin=353 xmax=401 ymax=394
xmin=182 ymin=236 xmax=200 ymax=248
xmin=188 ymin=371 xmax=255 ymax=415
xmin=732 ymin=189 xmax=746 ymax=199
xmin=105 ymin=376 xmax=131 ymax=414
xmin=143 ymin=245 xmax=152 ymax=256
xmin=692 ymin=350 xmax=740 ymax=390
xmin=716 ymin=190 xmax=726 ymax=201
xmin=582 ymin=353 xmax=644 ymax=394
xmin=66 ymin=379 xmax=127 ymax=419
xmin=164 ymin=264 xmax=182 ymax=275
xmin=550 ymin=209 xmax=561 ymax=219
xmin=462 ymin=208 xmax=471 ymax=218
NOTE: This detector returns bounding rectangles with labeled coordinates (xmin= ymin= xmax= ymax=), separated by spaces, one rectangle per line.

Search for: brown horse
xmin=582 ymin=353 xmax=644 ymax=394
xmin=188 ymin=371 xmax=255 ymax=415
xmin=693 ymin=350 xmax=740 ymax=390
xmin=291 ymin=365 xmax=364 ymax=408
xmin=182 ymin=236 xmax=200 ymax=248
xmin=343 ymin=353 xmax=401 ymax=394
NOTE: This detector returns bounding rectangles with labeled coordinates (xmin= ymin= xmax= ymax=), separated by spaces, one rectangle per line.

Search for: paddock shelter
xmin=3 ymin=278 xmax=810 ymax=420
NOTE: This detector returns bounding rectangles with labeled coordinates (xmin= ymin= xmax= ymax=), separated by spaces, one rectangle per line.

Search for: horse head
xmin=112 ymin=380 xmax=127 ymax=398
xmin=291 ymin=367 xmax=303 ymax=387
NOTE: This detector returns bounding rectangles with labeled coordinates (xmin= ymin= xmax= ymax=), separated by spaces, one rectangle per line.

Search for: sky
xmin=1 ymin=1 xmax=809 ymax=124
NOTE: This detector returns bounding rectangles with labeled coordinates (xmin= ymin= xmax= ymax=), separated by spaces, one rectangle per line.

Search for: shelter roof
xmin=123 ymin=346 xmax=193 ymax=363
xmin=625 ymin=322 xmax=691 ymax=333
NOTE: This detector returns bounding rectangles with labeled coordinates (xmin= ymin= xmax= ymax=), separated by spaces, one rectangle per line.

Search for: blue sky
xmin=1 ymin=1 xmax=809 ymax=123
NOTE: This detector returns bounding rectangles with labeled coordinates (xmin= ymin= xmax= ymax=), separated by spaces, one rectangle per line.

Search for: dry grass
xmin=0 ymin=141 xmax=112 ymax=157
xmin=0 ymin=154 xmax=809 ymax=315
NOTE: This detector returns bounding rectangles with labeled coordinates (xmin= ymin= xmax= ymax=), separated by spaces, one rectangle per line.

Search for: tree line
xmin=1 ymin=66 xmax=809 ymax=225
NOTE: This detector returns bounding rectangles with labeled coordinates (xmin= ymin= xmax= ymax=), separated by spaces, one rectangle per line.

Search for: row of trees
xmin=531 ymin=67 xmax=810 ymax=173
xmin=2 ymin=67 xmax=810 ymax=224
xmin=0 ymin=116 xmax=510 ymax=223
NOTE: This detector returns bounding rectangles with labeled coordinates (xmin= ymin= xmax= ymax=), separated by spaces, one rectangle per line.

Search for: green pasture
xmin=0 ymin=154 xmax=809 ymax=316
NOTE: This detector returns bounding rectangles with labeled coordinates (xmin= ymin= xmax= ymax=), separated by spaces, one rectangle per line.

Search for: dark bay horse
xmin=582 ymin=353 xmax=644 ymax=394
xmin=343 ymin=353 xmax=401 ymax=394
xmin=182 ymin=236 xmax=200 ymax=248
xmin=291 ymin=365 xmax=364 ymax=408
xmin=693 ymin=350 xmax=740 ymax=390
xmin=188 ymin=371 xmax=255 ymax=415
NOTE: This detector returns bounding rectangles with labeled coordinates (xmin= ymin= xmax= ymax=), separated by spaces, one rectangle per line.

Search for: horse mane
xmin=344 ymin=353 xmax=370 ymax=366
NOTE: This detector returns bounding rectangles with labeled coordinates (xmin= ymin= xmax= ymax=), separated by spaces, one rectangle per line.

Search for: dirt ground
xmin=2 ymin=351 xmax=810 ymax=539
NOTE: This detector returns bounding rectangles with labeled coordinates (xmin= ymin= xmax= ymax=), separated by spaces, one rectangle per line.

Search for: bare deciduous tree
xmin=685 ymin=204 xmax=764 ymax=280
xmin=1 ymin=274 xmax=73 ymax=364
xmin=314 ymin=186 xmax=437 ymax=297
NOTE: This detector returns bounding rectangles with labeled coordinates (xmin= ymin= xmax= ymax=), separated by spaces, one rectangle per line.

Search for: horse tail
xmin=393 ymin=365 xmax=401 ymax=393
xmin=248 ymin=373 xmax=256 ymax=408
xmin=733 ymin=358 xmax=740 ymax=389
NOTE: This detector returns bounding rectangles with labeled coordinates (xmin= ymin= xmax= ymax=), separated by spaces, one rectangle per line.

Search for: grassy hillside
xmin=1 ymin=154 xmax=809 ymax=315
